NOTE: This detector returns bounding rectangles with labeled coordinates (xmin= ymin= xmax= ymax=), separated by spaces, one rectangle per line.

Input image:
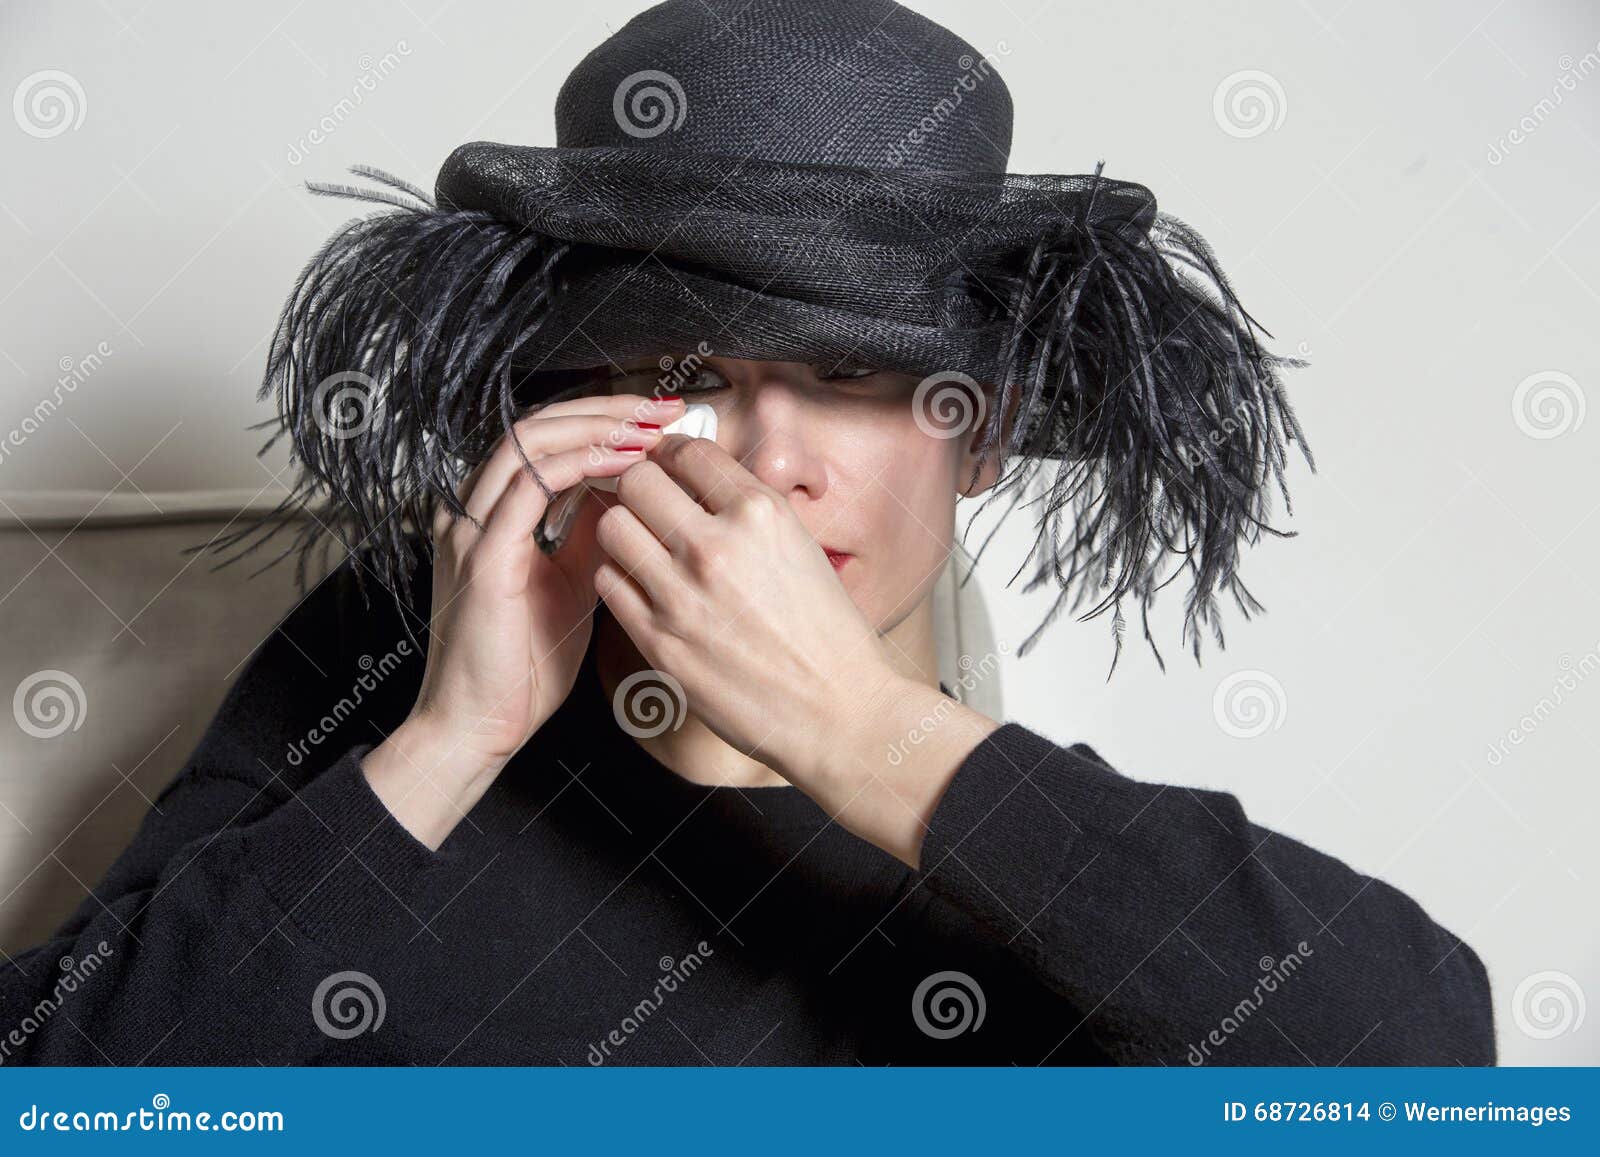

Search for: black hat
xmin=221 ymin=0 xmax=1313 ymax=669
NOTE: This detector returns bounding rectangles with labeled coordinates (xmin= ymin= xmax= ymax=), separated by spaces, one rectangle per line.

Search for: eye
xmin=676 ymin=365 xmax=732 ymax=393
xmin=814 ymin=363 xmax=881 ymax=383
xmin=606 ymin=361 xmax=730 ymax=394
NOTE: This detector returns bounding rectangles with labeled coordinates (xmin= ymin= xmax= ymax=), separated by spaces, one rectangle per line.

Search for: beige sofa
xmin=0 ymin=493 xmax=1000 ymax=955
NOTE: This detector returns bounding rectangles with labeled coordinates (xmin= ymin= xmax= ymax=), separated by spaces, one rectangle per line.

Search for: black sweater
xmin=1 ymin=551 xmax=1496 ymax=1066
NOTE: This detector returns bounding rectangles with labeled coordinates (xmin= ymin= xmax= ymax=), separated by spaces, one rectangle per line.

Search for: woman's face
xmin=603 ymin=354 xmax=991 ymax=634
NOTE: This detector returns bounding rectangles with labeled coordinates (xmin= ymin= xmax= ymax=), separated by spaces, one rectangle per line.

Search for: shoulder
xmin=187 ymin=535 xmax=435 ymax=788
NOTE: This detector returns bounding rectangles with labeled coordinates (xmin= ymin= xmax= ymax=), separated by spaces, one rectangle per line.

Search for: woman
xmin=1 ymin=0 xmax=1494 ymax=1065
xmin=1 ymin=351 xmax=1493 ymax=1065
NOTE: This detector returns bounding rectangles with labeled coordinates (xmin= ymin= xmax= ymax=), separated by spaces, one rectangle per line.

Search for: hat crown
xmin=554 ymin=0 xmax=1012 ymax=171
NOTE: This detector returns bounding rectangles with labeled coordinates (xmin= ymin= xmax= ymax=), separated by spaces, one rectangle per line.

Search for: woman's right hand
xmin=361 ymin=391 xmax=685 ymax=847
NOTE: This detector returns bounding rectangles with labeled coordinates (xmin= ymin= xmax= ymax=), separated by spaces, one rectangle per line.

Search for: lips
xmin=823 ymin=548 xmax=853 ymax=571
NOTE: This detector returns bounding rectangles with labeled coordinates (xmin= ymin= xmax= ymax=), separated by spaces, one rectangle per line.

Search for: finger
xmin=592 ymin=558 xmax=654 ymax=637
xmin=524 ymin=392 xmax=685 ymax=425
xmin=478 ymin=442 xmax=652 ymax=543
xmin=612 ymin=457 xmax=710 ymax=555
xmin=464 ymin=413 xmax=667 ymax=525
xmin=593 ymin=501 xmax=679 ymax=606
xmin=647 ymin=433 xmax=761 ymax=515
xmin=435 ymin=451 xmax=496 ymax=540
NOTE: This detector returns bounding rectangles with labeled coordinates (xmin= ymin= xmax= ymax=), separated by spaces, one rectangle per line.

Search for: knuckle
xmin=594 ymin=502 xmax=630 ymax=545
xmin=683 ymin=535 xmax=728 ymax=578
xmin=734 ymin=487 xmax=781 ymax=523
xmin=613 ymin=458 xmax=659 ymax=500
xmin=676 ymin=437 xmax=714 ymax=468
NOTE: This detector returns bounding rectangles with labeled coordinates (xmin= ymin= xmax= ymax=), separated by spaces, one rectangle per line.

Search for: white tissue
xmin=590 ymin=402 xmax=717 ymax=493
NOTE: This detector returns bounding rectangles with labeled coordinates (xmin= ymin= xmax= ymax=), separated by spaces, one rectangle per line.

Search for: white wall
xmin=2 ymin=0 xmax=1596 ymax=1064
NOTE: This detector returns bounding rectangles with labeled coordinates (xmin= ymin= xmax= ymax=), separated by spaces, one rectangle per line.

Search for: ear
xmin=956 ymin=378 xmax=1018 ymax=497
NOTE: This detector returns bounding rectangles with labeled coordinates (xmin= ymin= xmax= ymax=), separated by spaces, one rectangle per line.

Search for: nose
xmin=723 ymin=365 xmax=830 ymax=503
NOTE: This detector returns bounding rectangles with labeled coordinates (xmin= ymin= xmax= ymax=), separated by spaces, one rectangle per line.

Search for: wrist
xmin=784 ymin=663 xmax=908 ymax=791
xmin=809 ymin=672 xmax=1000 ymax=868
xmin=360 ymin=714 xmax=512 ymax=849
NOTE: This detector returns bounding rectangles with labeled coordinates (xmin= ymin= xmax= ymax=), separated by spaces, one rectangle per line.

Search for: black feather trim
xmin=190 ymin=167 xmax=570 ymax=635
xmin=961 ymin=163 xmax=1314 ymax=674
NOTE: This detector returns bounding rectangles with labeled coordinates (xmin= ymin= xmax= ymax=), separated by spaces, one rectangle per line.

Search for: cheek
xmin=854 ymin=434 xmax=960 ymax=608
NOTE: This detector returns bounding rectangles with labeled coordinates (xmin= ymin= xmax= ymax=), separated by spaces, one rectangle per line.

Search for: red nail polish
xmin=635 ymin=422 xmax=662 ymax=430
xmin=657 ymin=394 xmax=681 ymax=402
xmin=615 ymin=443 xmax=647 ymax=452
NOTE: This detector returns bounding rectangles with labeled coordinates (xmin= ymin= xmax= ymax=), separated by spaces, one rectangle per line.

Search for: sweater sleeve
xmin=0 ymin=552 xmax=447 ymax=1065
xmin=909 ymin=721 xmax=1497 ymax=1067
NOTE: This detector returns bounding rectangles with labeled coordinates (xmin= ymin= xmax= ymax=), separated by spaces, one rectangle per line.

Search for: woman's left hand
xmin=590 ymin=433 xmax=902 ymax=792
xmin=592 ymin=432 xmax=1002 ymax=866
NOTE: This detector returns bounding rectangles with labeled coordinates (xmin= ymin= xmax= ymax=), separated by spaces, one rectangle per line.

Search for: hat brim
xmin=432 ymin=140 xmax=1158 ymax=384
xmin=221 ymin=149 xmax=1311 ymax=673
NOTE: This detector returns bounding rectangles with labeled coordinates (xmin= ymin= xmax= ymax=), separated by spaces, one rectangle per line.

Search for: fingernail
xmin=615 ymin=443 xmax=647 ymax=453
xmin=635 ymin=422 xmax=662 ymax=430
xmin=656 ymin=394 xmax=682 ymax=403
